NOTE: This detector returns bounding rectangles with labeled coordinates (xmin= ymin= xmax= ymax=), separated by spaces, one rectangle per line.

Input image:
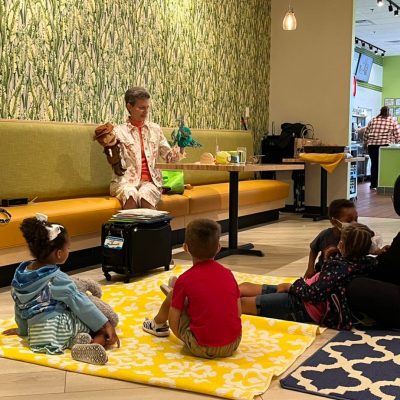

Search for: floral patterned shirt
xmin=111 ymin=119 xmax=182 ymax=189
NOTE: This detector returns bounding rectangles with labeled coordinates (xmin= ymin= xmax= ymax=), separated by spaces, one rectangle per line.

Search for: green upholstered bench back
xmin=1 ymin=120 xmax=109 ymax=201
xmin=0 ymin=120 xmax=254 ymax=200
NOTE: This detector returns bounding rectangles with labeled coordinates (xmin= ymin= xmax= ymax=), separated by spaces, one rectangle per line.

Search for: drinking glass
xmin=237 ymin=147 xmax=247 ymax=164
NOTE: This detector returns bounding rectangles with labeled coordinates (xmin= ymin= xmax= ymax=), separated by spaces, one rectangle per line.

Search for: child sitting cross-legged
xmin=239 ymin=223 xmax=378 ymax=330
xmin=2 ymin=214 xmax=120 ymax=364
xmin=142 ymin=218 xmax=242 ymax=359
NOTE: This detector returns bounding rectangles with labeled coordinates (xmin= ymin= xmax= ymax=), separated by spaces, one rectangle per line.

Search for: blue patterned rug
xmin=281 ymin=329 xmax=400 ymax=400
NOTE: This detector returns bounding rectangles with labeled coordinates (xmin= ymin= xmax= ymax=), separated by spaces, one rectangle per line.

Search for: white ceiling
xmin=356 ymin=0 xmax=400 ymax=56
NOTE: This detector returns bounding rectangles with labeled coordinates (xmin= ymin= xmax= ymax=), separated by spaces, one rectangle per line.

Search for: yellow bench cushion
xmin=183 ymin=180 xmax=289 ymax=215
xmin=158 ymin=194 xmax=189 ymax=217
xmin=0 ymin=197 xmax=121 ymax=250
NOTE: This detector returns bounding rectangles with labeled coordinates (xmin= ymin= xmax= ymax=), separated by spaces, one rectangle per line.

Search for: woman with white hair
xmin=109 ymin=87 xmax=183 ymax=209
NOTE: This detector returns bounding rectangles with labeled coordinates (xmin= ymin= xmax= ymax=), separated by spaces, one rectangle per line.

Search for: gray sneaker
xmin=71 ymin=343 xmax=108 ymax=365
xmin=72 ymin=332 xmax=92 ymax=346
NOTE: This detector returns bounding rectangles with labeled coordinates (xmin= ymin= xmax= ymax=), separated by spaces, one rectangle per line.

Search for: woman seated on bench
xmin=97 ymin=87 xmax=183 ymax=210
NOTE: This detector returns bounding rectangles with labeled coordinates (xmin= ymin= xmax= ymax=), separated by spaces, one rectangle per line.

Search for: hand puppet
xmin=93 ymin=123 xmax=126 ymax=176
xmin=170 ymin=117 xmax=202 ymax=149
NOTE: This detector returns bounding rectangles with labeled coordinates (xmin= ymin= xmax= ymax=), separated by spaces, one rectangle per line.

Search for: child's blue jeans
xmin=255 ymin=284 xmax=313 ymax=323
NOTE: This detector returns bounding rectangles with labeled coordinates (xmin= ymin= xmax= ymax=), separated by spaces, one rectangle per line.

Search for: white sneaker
xmin=168 ymin=276 xmax=177 ymax=288
xmin=160 ymin=284 xmax=172 ymax=296
xmin=160 ymin=275 xmax=178 ymax=296
xmin=142 ymin=318 xmax=170 ymax=337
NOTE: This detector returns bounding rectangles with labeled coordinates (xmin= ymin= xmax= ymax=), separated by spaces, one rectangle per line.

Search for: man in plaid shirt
xmin=364 ymin=106 xmax=400 ymax=189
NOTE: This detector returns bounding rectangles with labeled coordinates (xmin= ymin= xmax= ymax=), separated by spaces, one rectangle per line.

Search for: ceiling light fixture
xmin=355 ymin=37 xmax=386 ymax=57
xmin=377 ymin=0 xmax=384 ymax=6
xmin=386 ymin=0 xmax=400 ymax=14
xmin=283 ymin=4 xmax=297 ymax=30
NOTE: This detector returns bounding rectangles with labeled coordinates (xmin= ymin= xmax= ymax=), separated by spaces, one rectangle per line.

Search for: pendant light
xmin=283 ymin=4 xmax=297 ymax=30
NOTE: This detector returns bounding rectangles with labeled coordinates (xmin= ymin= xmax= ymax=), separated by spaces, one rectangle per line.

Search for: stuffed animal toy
xmin=170 ymin=117 xmax=202 ymax=149
xmin=71 ymin=277 xmax=119 ymax=327
xmin=93 ymin=123 xmax=126 ymax=176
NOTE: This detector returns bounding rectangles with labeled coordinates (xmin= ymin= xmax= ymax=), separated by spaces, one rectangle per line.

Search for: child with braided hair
xmin=239 ymin=223 xmax=378 ymax=330
xmin=2 ymin=214 xmax=120 ymax=364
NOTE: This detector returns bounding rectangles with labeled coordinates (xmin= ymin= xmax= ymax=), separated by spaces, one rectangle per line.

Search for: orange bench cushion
xmin=0 ymin=197 xmax=121 ymax=250
xmin=183 ymin=180 xmax=289 ymax=214
xmin=158 ymin=194 xmax=189 ymax=217
xmin=0 ymin=180 xmax=289 ymax=251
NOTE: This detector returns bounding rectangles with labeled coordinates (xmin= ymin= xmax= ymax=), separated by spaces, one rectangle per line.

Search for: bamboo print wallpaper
xmin=0 ymin=0 xmax=271 ymax=145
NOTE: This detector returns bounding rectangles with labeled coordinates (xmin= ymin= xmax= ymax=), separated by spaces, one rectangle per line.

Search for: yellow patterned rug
xmin=0 ymin=265 xmax=319 ymax=400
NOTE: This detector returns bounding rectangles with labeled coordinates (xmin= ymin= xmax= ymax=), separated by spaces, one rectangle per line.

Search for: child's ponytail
xmin=20 ymin=215 xmax=68 ymax=261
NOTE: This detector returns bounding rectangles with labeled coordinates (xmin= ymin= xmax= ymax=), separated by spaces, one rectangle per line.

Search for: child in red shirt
xmin=143 ymin=219 xmax=242 ymax=358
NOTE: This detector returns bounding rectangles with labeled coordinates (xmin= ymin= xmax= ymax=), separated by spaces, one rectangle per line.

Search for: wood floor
xmin=357 ymin=182 xmax=399 ymax=219
xmin=0 ymin=214 xmax=399 ymax=400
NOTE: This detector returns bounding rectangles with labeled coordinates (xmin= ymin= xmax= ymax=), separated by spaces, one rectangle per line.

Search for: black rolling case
xmin=101 ymin=216 xmax=172 ymax=283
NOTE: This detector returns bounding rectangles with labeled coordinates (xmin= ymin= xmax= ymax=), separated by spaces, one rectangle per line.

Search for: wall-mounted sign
xmin=385 ymin=98 xmax=395 ymax=107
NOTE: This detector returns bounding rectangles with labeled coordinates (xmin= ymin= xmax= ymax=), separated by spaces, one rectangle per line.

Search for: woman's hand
xmin=2 ymin=328 xmax=18 ymax=336
xmin=372 ymin=245 xmax=390 ymax=256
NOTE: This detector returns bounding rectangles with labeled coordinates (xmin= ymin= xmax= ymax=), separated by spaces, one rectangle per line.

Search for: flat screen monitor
xmin=352 ymin=51 xmax=360 ymax=75
xmin=355 ymin=53 xmax=373 ymax=82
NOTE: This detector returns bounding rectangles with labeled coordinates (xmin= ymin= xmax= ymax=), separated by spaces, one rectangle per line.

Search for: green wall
xmin=382 ymin=56 xmax=400 ymax=122
xmin=0 ymin=0 xmax=271 ymax=146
